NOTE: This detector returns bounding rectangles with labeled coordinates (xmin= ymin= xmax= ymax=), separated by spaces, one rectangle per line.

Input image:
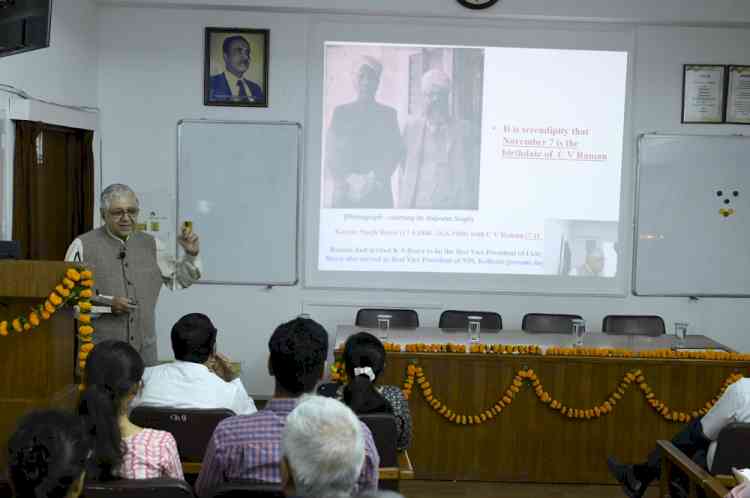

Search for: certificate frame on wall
xmin=726 ymin=65 xmax=750 ymax=125
xmin=681 ymin=64 xmax=726 ymax=124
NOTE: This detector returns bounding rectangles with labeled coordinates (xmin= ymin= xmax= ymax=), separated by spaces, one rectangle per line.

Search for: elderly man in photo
xmin=396 ymin=69 xmax=479 ymax=210
xmin=325 ymin=55 xmax=403 ymax=208
xmin=209 ymin=35 xmax=265 ymax=103
xmin=65 ymin=183 xmax=202 ymax=365
xmin=280 ymin=396 xmax=367 ymax=498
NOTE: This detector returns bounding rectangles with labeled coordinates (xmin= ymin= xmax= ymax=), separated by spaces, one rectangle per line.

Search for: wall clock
xmin=457 ymin=0 xmax=500 ymax=9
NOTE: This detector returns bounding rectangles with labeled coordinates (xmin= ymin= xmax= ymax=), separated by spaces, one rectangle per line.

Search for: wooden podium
xmin=0 ymin=261 xmax=78 ymax=470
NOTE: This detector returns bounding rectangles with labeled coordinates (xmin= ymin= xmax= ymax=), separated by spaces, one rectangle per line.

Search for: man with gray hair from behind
xmin=281 ymin=395 xmax=378 ymax=498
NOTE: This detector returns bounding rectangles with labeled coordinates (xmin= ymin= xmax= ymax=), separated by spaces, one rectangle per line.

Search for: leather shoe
xmin=607 ymin=456 xmax=645 ymax=498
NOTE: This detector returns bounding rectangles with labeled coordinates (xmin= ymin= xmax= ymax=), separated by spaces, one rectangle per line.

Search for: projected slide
xmin=319 ymin=42 xmax=627 ymax=277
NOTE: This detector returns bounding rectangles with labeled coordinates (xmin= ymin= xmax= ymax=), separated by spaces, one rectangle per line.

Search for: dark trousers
xmin=633 ymin=418 xmax=711 ymax=486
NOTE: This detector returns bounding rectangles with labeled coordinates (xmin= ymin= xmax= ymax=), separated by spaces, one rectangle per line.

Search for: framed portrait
xmin=204 ymin=27 xmax=269 ymax=107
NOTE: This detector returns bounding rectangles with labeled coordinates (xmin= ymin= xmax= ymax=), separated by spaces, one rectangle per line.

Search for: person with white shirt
xmin=133 ymin=313 xmax=256 ymax=416
xmin=64 ymin=183 xmax=202 ymax=365
xmin=607 ymin=378 xmax=750 ymax=498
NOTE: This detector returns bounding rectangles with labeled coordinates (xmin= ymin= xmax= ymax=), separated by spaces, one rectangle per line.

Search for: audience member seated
xmin=133 ymin=313 xmax=257 ymax=415
xmin=78 ymin=340 xmax=184 ymax=481
xmin=317 ymin=331 xmax=412 ymax=450
xmin=7 ymin=410 xmax=91 ymax=498
xmin=280 ymin=395 xmax=367 ymax=498
xmin=195 ymin=317 xmax=379 ymax=497
xmin=608 ymin=377 xmax=750 ymax=497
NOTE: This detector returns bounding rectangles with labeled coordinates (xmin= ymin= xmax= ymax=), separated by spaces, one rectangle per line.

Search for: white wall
xmin=96 ymin=5 xmax=750 ymax=398
xmin=0 ymin=0 xmax=100 ymax=238
xmin=0 ymin=0 xmax=99 ymax=107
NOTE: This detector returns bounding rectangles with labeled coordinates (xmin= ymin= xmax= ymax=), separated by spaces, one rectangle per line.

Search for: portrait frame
xmin=681 ymin=64 xmax=726 ymax=124
xmin=204 ymin=27 xmax=269 ymax=108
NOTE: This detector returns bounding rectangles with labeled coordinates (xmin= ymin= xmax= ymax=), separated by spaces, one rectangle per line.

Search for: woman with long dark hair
xmin=319 ymin=332 xmax=412 ymax=450
xmin=7 ymin=410 xmax=91 ymax=498
xmin=78 ymin=340 xmax=183 ymax=480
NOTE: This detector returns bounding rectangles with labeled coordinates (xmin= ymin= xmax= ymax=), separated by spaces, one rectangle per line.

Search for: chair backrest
xmin=439 ymin=310 xmax=502 ymax=331
xmin=521 ymin=313 xmax=582 ymax=334
xmin=84 ymin=478 xmax=195 ymax=498
xmin=355 ymin=309 xmax=419 ymax=329
xmin=602 ymin=315 xmax=666 ymax=336
xmin=130 ymin=406 xmax=235 ymax=462
xmin=209 ymin=480 xmax=285 ymax=498
xmin=359 ymin=413 xmax=398 ymax=468
xmin=0 ymin=479 xmax=11 ymax=498
xmin=710 ymin=423 xmax=750 ymax=474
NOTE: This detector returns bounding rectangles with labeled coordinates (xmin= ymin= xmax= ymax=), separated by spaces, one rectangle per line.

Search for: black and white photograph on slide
xmin=322 ymin=44 xmax=483 ymax=210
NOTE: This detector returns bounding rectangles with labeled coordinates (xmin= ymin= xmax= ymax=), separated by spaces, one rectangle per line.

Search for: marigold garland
xmin=338 ymin=341 xmax=750 ymax=362
xmin=402 ymin=363 xmax=744 ymax=425
xmin=0 ymin=267 xmax=95 ymax=390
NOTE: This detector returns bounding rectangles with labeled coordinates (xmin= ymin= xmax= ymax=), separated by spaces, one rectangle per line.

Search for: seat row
xmin=356 ymin=308 xmax=667 ymax=336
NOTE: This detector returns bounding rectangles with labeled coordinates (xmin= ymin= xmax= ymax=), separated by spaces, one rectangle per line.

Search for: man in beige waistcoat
xmin=65 ymin=184 xmax=202 ymax=365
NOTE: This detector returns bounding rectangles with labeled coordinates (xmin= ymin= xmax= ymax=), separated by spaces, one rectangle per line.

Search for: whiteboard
xmin=177 ymin=120 xmax=301 ymax=285
xmin=634 ymin=133 xmax=750 ymax=296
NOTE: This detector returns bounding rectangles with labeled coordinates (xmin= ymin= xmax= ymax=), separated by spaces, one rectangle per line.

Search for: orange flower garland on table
xmin=0 ymin=268 xmax=95 ymax=389
xmin=402 ymin=363 xmax=744 ymax=426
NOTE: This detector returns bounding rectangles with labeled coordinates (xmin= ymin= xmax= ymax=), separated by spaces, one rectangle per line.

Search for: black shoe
xmin=607 ymin=456 xmax=645 ymax=498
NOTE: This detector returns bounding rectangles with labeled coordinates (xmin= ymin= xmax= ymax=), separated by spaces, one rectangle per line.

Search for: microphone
xmin=118 ymin=250 xmax=126 ymax=260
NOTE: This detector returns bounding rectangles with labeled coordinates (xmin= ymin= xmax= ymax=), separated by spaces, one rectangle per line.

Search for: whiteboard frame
xmin=176 ymin=118 xmax=303 ymax=286
xmin=632 ymin=132 xmax=750 ymax=298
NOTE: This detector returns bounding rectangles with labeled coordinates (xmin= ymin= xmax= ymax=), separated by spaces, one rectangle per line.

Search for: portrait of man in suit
xmin=204 ymin=28 xmax=269 ymax=107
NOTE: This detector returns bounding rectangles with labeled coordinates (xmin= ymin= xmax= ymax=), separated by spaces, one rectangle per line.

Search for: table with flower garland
xmin=333 ymin=326 xmax=750 ymax=483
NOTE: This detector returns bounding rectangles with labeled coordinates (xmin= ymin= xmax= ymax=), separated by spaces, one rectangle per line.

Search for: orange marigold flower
xmin=81 ymin=279 xmax=94 ymax=288
xmin=41 ymin=310 xmax=51 ymax=320
xmin=23 ymin=323 xmax=30 ymax=331
xmin=79 ymin=325 xmax=94 ymax=336
xmin=79 ymin=289 xmax=93 ymax=298
xmin=28 ymin=313 xmax=40 ymax=327
xmin=49 ymin=293 xmax=63 ymax=305
xmin=44 ymin=301 xmax=56 ymax=313
xmin=62 ymin=278 xmax=76 ymax=289
xmin=78 ymin=314 xmax=92 ymax=324
xmin=79 ymin=301 xmax=92 ymax=312
xmin=0 ymin=321 xmax=8 ymax=336
xmin=81 ymin=343 xmax=95 ymax=352
xmin=79 ymin=360 xmax=86 ymax=369
xmin=12 ymin=319 xmax=23 ymax=332
xmin=81 ymin=270 xmax=93 ymax=279
xmin=66 ymin=268 xmax=82 ymax=281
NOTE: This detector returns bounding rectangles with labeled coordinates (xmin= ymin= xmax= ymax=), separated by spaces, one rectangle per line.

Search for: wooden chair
xmin=84 ymin=478 xmax=195 ymax=498
xmin=439 ymin=310 xmax=502 ymax=331
xmin=602 ymin=315 xmax=666 ymax=336
xmin=209 ymin=481 xmax=285 ymax=498
xmin=355 ymin=309 xmax=419 ymax=329
xmin=521 ymin=313 xmax=582 ymax=334
xmin=130 ymin=406 xmax=235 ymax=474
xmin=658 ymin=440 xmax=729 ymax=498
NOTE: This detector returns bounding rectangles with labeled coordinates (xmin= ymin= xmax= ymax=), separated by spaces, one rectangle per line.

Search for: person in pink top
xmin=78 ymin=340 xmax=184 ymax=481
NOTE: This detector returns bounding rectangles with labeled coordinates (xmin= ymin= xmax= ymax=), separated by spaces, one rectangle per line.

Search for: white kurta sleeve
xmin=155 ymin=238 xmax=202 ymax=290
xmin=64 ymin=238 xmax=84 ymax=262
xmin=701 ymin=382 xmax=742 ymax=440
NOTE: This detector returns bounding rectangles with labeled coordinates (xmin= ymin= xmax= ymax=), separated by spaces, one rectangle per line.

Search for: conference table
xmin=334 ymin=326 xmax=748 ymax=484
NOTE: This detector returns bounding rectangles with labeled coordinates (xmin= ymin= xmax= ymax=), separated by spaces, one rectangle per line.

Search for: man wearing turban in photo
xmin=396 ymin=69 xmax=479 ymax=210
xmin=325 ymin=55 xmax=404 ymax=208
